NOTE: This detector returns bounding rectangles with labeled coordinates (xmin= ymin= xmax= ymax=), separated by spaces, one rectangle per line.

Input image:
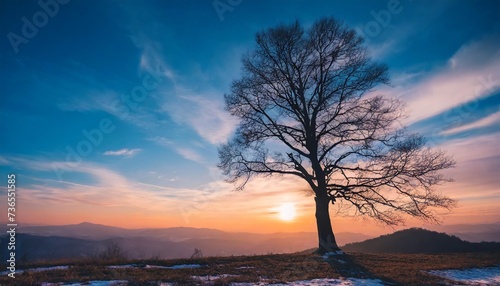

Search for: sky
xmin=0 ymin=0 xmax=499 ymax=235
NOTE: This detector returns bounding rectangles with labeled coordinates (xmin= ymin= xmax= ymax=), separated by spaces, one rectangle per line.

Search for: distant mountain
xmin=451 ymin=231 xmax=500 ymax=243
xmin=0 ymin=222 xmax=372 ymax=262
xmin=0 ymin=232 xmax=361 ymax=262
xmin=8 ymin=222 xmax=370 ymax=245
xmin=425 ymin=222 xmax=500 ymax=242
xmin=342 ymin=228 xmax=500 ymax=254
xmin=9 ymin=222 xmax=141 ymax=240
xmin=335 ymin=232 xmax=373 ymax=246
xmin=427 ymin=222 xmax=500 ymax=234
xmin=0 ymin=234 xmax=106 ymax=261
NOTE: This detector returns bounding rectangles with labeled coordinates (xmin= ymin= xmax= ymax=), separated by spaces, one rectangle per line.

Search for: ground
xmin=0 ymin=252 xmax=498 ymax=285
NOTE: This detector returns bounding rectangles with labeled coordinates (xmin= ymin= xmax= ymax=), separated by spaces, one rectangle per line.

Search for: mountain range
xmin=1 ymin=222 xmax=498 ymax=262
xmin=426 ymin=222 xmax=500 ymax=243
xmin=0 ymin=222 xmax=370 ymax=262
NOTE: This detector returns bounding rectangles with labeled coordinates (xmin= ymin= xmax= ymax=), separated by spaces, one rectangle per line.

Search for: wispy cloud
xmin=58 ymin=38 xmax=238 ymax=150
xmin=380 ymin=35 xmax=500 ymax=123
xmin=148 ymin=136 xmax=205 ymax=163
xmin=138 ymin=43 xmax=176 ymax=80
xmin=191 ymin=175 xmax=314 ymax=218
xmin=0 ymin=155 xmax=292 ymax=227
xmin=133 ymin=38 xmax=238 ymax=145
xmin=442 ymin=111 xmax=500 ymax=135
xmin=0 ymin=156 xmax=224 ymax=210
xmin=147 ymin=136 xmax=173 ymax=147
xmin=432 ymin=132 xmax=500 ymax=212
xmin=57 ymin=44 xmax=176 ymax=131
xmin=366 ymin=37 xmax=400 ymax=59
xmin=58 ymin=91 xmax=116 ymax=113
xmin=103 ymin=148 xmax=142 ymax=157
xmin=174 ymin=147 xmax=204 ymax=163
xmin=440 ymin=132 xmax=500 ymax=162
xmin=0 ymin=156 xmax=8 ymax=165
xmin=162 ymin=90 xmax=238 ymax=145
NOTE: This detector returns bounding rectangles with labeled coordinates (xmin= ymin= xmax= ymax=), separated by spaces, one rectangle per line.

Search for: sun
xmin=278 ymin=203 xmax=296 ymax=221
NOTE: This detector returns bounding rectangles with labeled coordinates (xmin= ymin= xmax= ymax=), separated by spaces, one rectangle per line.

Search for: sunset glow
xmin=0 ymin=0 xmax=498 ymax=237
xmin=278 ymin=203 xmax=297 ymax=222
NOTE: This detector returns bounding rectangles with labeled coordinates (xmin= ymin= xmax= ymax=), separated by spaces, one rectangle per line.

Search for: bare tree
xmin=191 ymin=248 xmax=203 ymax=258
xmin=218 ymin=18 xmax=456 ymax=253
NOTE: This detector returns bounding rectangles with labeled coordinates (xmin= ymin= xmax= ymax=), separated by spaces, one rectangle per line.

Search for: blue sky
xmin=0 ymin=0 xmax=499 ymax=232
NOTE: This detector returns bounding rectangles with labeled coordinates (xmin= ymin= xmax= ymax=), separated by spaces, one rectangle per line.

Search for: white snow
xmin=0 ymin=265 xmax=69 ymax=275
xmin=193 ymin=274 xmax=239 ymax=281
xmin=286 ymin=278 xmax=385 ymax=285
xmin=107 ymin=263 xmax=203 ymax=269
xmin=428 ymin=266 xmax=500 ymax=285
xmin=41 ymin=281 xmax=128 ymax=286
xmin=166 ymin=263 xmax=204 ymax=269
xmin=231 ymin=278 xmax=385 ymax=285
xmin=322 ymin=251 xmax=347 ymax=264
xmin=26 ymin=266 xmax=70 ymax=273
xmin=144 ymin=263 xmax=203 ymax=269
xmin=40 ymin=278 xmax=385 ymax=286
xmin=108 ymin=264 xmax=138 ymax=269
xmin=322 ymin=251 xmax=345 ymax=260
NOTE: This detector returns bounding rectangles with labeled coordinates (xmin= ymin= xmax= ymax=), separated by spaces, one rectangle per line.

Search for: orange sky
xmin=4 ymin=140 xmax=499 ymax=236
xmin=1 ymin=2 xmax=499 ymax=237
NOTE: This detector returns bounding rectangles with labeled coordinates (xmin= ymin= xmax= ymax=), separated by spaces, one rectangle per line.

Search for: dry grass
xmin=0 ymin=252 xmax=498 ymax=285
xmin=347 ymin=252 xmax=500 ymax=285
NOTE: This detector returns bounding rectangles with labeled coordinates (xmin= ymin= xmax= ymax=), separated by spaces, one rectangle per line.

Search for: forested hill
xmin=342 ymin=228 xmax=500 ymax=253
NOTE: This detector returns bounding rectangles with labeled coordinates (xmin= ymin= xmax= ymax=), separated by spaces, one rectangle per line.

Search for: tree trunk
xmin=314 ymin=195 xmax=340 ymax=254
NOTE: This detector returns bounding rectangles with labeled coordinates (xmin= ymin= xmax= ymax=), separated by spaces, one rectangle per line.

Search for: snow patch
xmin=322 ymin=251 xmax=345 ymax=260
xmin=24 ymin=266 xmax=70 ymax=273
xmin=145 ymin=263 xmax=203 ymax=269
xmin=0 ymin=265 xmax=69 ymax=275
xmin=428 ymin=266 xmax=500 ymax=285
xmin=108 ymin=264 xmax=138 ymax=269
xmin=193 ymin=274 xmax=239 ymax=282
xmin=288 ymin=278 xmax=385 ymax=285
xmin=41 ymin=281 xmax=128 ymax=286
xmin=231 ymin=278 xmax=385 ymax=285
xmin=108 ymin=263 xmax=203 ymax=270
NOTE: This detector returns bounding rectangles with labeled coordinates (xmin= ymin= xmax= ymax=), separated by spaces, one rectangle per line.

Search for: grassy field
xmin=0 ymin=251 xmax=498 ymax=285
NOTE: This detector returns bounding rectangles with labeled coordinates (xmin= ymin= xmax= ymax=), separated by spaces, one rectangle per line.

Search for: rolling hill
xmin=7 ymin=222 xmax=370 ymax=245
xmin=0 ymin=222 xmax=371 ymax=262
xmin=342 ymin=228 xmax=500 ymax=253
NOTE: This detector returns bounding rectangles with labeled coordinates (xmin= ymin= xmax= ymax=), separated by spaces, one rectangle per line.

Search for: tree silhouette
xmin=218 ymin=17 xmax=456 ymax=253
